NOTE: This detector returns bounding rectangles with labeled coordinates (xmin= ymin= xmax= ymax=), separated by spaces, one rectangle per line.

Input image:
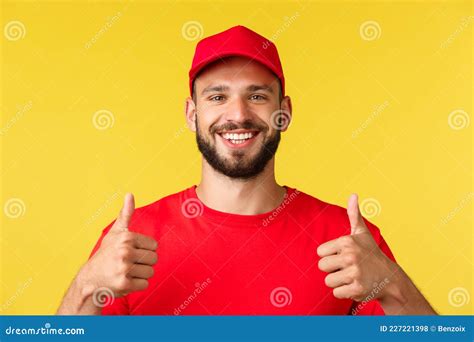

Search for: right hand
xmin=80 ymin=193 xmax=158 ymax=299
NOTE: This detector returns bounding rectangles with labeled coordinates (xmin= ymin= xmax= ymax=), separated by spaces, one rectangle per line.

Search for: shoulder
xmin=134 ymin=186 xmax=191 ymax=214
xmin=288 ymin=187 xmax=383 ymax=241
xmin=130 ymin=186 xmax=194 ymax=219
xmin=287 ymin=187 xmax=348 ymax=223
xmin=124 ymin=187 xmax=193 ymax=235
xmin=91 ymin=188 xmax=192 ymax=256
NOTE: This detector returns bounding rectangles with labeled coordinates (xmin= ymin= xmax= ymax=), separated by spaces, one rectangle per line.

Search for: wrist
xmin=378 ymin=261 xmax=408 ymax=306
xmin=64 ymin=264 xmax=98 ymax=313
xmin=376 ymin=260 xmax=437 ymax=315
xmin=57 ymin=262 xmax=104 ymax=315
xmin=76 ymin=263 xmax=98 ymax=297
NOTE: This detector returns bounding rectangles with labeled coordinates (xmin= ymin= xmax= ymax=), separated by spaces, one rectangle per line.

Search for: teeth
xmin=222 ymin=132 xmax=254 ymax=140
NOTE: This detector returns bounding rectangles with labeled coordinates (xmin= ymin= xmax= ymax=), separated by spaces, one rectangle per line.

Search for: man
xmin=58 ymin=25 xmax=435 ymax=315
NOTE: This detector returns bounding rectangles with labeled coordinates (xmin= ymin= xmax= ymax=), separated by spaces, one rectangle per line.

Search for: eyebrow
xmin=201 ymin=85 xmax=230 ymax=95
xmin=246 ymin=84 xmax=274 ymax=93
xmin=200 ymin=84 xmax=274 ymax=95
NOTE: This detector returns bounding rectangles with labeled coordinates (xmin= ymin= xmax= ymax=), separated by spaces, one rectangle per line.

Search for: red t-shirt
xmin=89 ymin=185 xmax=396 ymax=315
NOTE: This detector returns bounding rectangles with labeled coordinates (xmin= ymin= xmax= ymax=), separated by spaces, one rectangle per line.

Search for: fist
xmin=81 ymin=193 xmax=158 ymax=298
xmin=317 ymin=194 xmax=395 ymax=302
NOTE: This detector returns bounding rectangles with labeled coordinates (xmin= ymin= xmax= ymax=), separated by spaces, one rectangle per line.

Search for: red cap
xmin=189 ymin=25 xmax=285 ymax=97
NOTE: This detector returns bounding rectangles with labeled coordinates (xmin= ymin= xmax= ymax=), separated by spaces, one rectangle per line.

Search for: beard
xmin=195 ymin=118 xmax=281 ymax=180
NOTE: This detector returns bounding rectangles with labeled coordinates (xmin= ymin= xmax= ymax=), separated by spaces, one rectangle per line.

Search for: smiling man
xmin=58 ymin=25 xmax=435 ymax=315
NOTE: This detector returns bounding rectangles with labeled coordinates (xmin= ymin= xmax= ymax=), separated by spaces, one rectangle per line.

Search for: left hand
xmin=317 ymin=194 xmax=396 ymax=302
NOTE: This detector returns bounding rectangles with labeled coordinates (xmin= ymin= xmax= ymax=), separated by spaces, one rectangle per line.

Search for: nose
xmin=223 ymin=96 xmax=253 ymax=122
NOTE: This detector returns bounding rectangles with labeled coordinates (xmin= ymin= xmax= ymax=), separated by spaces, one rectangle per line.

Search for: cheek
xmin=196 ymin=108 xmax=220 ymax=131
xmin=257 ymin=108 xmax=277 ymax=127
xmin=258 ymin=116 xmax=275 ymax=136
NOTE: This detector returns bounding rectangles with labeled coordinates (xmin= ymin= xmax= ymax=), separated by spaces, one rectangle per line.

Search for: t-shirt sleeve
xmin=350 ymin=218 xmax=397 ymax=316
xmin=88 ymin=219 xmax=130 ymax=315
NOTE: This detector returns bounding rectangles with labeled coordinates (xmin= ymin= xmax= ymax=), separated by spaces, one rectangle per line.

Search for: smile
xmin=217 ymin=130 xmax=260 ymax=147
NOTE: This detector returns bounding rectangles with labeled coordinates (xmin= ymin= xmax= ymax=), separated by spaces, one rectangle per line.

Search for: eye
xmin=209 ymin=95 xmax=225 ymax=102
xmin=249 ymin=94 xmax=266 ymax=101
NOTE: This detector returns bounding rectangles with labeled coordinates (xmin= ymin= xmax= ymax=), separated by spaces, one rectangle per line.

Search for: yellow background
xmin=1 ymin=0 xmax=472 ymax=315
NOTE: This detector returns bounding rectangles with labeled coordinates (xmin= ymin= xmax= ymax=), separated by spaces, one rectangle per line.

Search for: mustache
xmin=210 ymin=120 xmax=268 ymax=134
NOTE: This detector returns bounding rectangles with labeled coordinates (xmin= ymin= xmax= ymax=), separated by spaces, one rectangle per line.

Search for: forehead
xmin=194 ymin=56 xmax=279 ymax=92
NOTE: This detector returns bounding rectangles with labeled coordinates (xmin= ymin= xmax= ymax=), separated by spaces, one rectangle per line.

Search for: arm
xmin=378 ymin=263 xmax=436 ymax=315
xmin=56 ymin=264 xmax=102 ymax=315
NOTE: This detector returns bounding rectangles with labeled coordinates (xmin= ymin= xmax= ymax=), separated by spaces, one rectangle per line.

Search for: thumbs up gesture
xmin=80 ymin=193 xmax=158 ymax=300
xmin=317 ymin=194 xmax=396 ymax=302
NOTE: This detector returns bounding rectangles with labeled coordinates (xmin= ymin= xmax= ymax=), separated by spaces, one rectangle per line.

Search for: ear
xmin=279 ymin=95 xmax=293 ymax=132
xmin=184 ymin=97 xmax=197 ymax=132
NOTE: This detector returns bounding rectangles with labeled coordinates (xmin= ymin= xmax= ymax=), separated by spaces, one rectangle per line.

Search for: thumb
xmin=113 ymin=193 xmax=135 ymax=231
xmin=347 ymin=193 xmax=368 ymax=235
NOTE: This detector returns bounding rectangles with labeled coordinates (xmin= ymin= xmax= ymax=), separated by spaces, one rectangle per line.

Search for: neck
xmin=196 ymin=157 xmax=286 ymax=215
